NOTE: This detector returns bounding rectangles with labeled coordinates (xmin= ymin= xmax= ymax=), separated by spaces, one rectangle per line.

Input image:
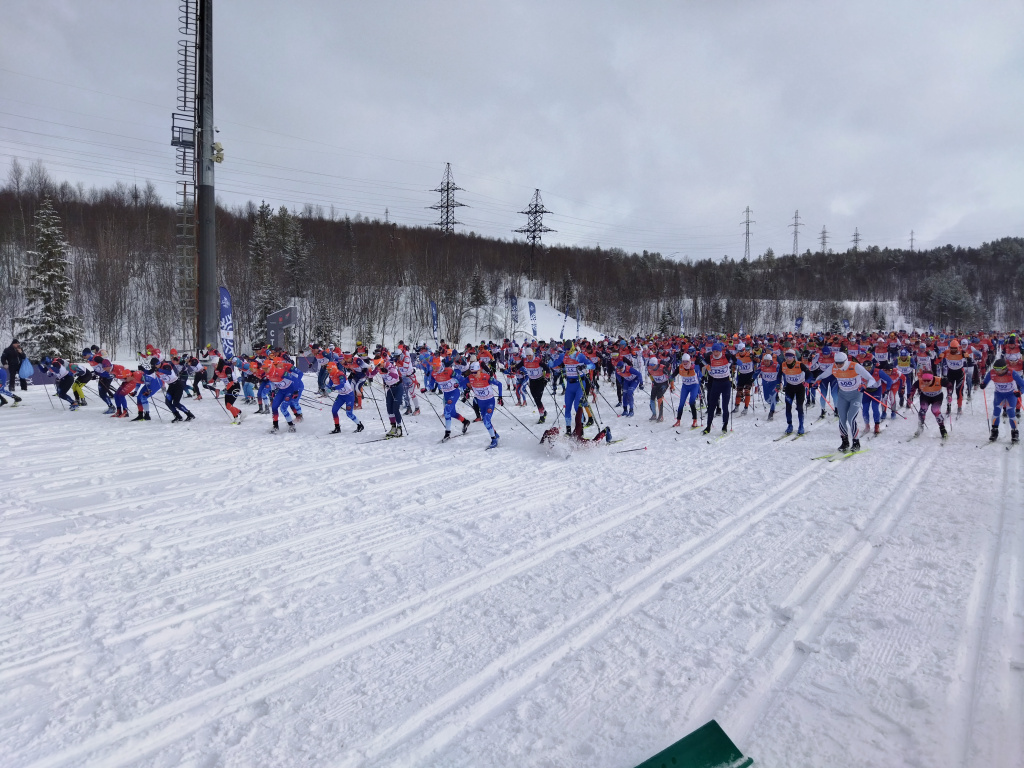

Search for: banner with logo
xmin=842 ymin=318 xmax=850 ymax=332
xmin=218 ymin=286 xmax=234 ymax=357
xmin=528 ymin=301 xmax=537 ymax=337
xmin=560 ymin=304 xmax=570 ymax=341
xmin=430 ymin=300 xmax=440 ymax=346
xmin=510 ymin=295 xmax=518 ymax=325
xmin=795 ymin=316 xmax=804 ymax=332
xmin=679 ymin=306 xmax=685 ymax=331
xmin=575 ymin=304 xmax=581 ymax=339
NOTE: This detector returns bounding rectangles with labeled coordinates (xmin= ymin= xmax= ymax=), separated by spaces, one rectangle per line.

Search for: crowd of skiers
xmin=7 ymin=329 xmax=1023 ymax=453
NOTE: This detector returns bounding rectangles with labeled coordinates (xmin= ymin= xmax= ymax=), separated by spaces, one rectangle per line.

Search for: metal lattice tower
xmin=741 ymin=206 xmax=755 ymax=259
xmin=789 ymin=209 xmax=802 ymax=256
xmin=819 ymin=225 xmax=829 ymax=255
xmin=514 ymin=189 xmax=554 ymax=281
xmin=170 ymin=0 xmax=198 ymax=348
xmin=909 ymin=230 xmax=915 ymax=252
xmin=851 ymin=227 xmax=861 ymax=252
xmin=429 ymin=163 xmax=467 ymax=234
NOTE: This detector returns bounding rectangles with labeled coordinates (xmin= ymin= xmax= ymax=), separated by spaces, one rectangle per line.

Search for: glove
xmin=498 ymin=397 xmax=504 ymax=406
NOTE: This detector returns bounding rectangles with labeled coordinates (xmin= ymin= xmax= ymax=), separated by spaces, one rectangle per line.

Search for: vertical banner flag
xmin=430 ymin=300 xmax=440 ymax=346
xmin=218 ymin=286 xmax=234 ymax=357
xmin=560 ymin=304 xmax=570 ymax=340
xmin=928 ymin=322 xmax=934 ymax=334
xmin=510 ymin=296 xmax=518 ymax=325
xmin=575 ymin=304 xmax=581 ymax=339
xmin=739 ymin=323 xmax=745 ymax=336
xmin=679 ymin=306 xmax=685 ymax=331
xmin=795 ymin=316 xmax=804 ymax=332
xmin=842 ymin=318 xmax=851 ymax=332
xmin=528 ymin=301 xmax=538 ymax=337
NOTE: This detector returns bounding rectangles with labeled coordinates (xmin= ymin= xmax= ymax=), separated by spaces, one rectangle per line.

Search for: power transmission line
xmin=789 ymin=209 xmax=802 ymax=256
xmin=741 ymin=206 xmax=755 ymax=259
xmin=428 ymin=162 xmax=466 ymax=235
xmin=514 ymin=188 xmax=554 ymax=281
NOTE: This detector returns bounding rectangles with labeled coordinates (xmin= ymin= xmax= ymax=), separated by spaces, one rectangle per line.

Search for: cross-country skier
xmin=327 ymin=362 xmax=364 ymax=434
xmin=672 ymin=353 xmax=702 ymax=427
xmin=980 ymin=357 xmax=1024 ymax=444
xmin=908 ymin=370 xmax=948 ymax=440
xmin=467 ymin=362 xmax=503 ymax=448
xmin=780 ymin=348 xmax=811 ymax=435
xmin=819 ymin=351 xmax=876 ymax=453
xmin=701 ymin=342 xmax=735 ymax=435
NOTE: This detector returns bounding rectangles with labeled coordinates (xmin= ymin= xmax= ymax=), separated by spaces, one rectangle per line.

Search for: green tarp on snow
xmin=633 ymin=720 xmax=753 ymax=768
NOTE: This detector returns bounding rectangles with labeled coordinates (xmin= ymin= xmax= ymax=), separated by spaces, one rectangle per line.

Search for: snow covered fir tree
xmin=16 ymin=196 xmax=82 ymax=359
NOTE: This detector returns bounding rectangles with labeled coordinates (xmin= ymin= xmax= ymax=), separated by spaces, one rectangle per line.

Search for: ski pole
xmin=498 ymin=401 xmax=538 ymax=438
xmin=43 ymin=383 xmax=56 ymax=409
xmin=861 ymin=388 xmax=907 ymax=419
xmin=616 ymin=446 xmax=647 ymax=454
xmin=365 ymin=376 xmax=388 ymax=433
xmin=421 ymin=387 xmax=447 ymax=428
xmin=981 ymin=385 xmax=991 ymax=431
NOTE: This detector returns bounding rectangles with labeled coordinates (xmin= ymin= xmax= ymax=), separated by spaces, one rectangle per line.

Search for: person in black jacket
xmin=2 ymin=340 xmax=27 ymax=391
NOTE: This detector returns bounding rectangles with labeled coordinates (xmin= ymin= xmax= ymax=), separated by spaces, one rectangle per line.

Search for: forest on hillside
xmin=1 ymin=160 xmax=1022 ymax=354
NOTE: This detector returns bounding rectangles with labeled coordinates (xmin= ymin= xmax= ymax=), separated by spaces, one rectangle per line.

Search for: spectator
xmin=2 ymin=339 xmax=27 ymax=391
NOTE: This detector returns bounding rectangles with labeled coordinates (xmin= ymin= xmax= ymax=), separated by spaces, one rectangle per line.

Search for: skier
xmin=672 ymin=353 xmax=702 ymax=427
xmin=131 ymin=368 xmax=162 ymax=421
xmin=980 ymin=357 xmax=1024 ymax=444
xmin=375 ymin=354 xmax=405 ymax=437
xmin=327 ymin=362 xmax=363 ymax=434
xmin=701 ymin=342 xmax=734 ymax=435
xmin=819 ymin=350 xmax=876 ymax=453
xmin=557 ymin=347 xmax=594 ymax=435
xmin=156 ymin=361 xmax=195 ymax=422
xmin=859 ymin=357 xmax=893 ymax=435
xmin=467 ymin=362 xmax=503 ymax=448
xmin=433 ymin=358 xmax=471 ymax=441
xmin=780 ymin=349 xmax=812 ymax=435
xmin=520 ymin=347 xmax=550 ymax=423
xmin=647 ymin=357 xmax=670 ymax=422
xmin=732 ymin=342 xmax=756 ymax=414
xmin=908 ymin=370 xmax=948 ymax=440
xmin=756 ymin=352 xmax=780 ymax=421
xmin=615 ymin=358 xmax=642 ymax=418
xmin=940 ymin=339 xmax=967 ymax=415
xmin=0 ymin=367 xmax=22 ymax=407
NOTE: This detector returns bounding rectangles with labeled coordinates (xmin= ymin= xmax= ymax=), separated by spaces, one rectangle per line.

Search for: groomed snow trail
xmin=1 ymin=383 xmax=1020 ymax=768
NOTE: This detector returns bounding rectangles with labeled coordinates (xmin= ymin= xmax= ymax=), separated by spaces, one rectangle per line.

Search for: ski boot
xmin=413 ymin=409 xmax=420 ymax=416
xmin=989 ymin=426 xmax=999 ymax=442
xmin=838 ymin=436 xmax=850 ymax=453
xmin=565 ymin=425 xmax=572 ymax=436
xmin=103 ymin=406 xmax=116 ymax=415
xmin=767 ymin=410 xmax=774 ymax=421
xmin=271 ymin=422 xmax=280 ymax=432
xmin=797 ymin=424 xmax=805 ymax=435
xmin=874 ymin=423 xmax=880 ymax=435
xmin=287 ymin=422 xmax=297 ymax=432
xmin=294 ymin=414 xmax=304 ymax=423
xmin=462 ymin=419 xmax=470 ymax=435
xmin=1012 ymin=429 xmax=1020 ymax=444
xmin=537 ymin=412 xmax=546 ymax=424
xmin=672 ymin=419 xmax=681 ymax=428
xmin=820 ymin=408 xmax=827 ymax=419
xmin=785 ymin=423 xmax=793 ymax=435
xmin=331 ymin=424 xmax=341 ymax=434
xmin=171 ymin=414 xmax=183 ymax=423
xmin=185 ymin=412 xmax=195 ymax=422
xmin=701 ymin=424 xmax=712 ymax=435
xmin=851 ymin=438 xmax=861 ymax=452
xmin=68 ymin=403 xmax=79 ymax=411
xmin=355 ymin=423 xmax=364 ymax=432
xmin=487 ymin=434 xmax=500 ymax=449
xmin=404 ymin=407 xmax=412 ymax=416
xmin=939 ymin=425 xmax=948 ymax=440
xmin=442 ymin=430 xmax=451 ymax=442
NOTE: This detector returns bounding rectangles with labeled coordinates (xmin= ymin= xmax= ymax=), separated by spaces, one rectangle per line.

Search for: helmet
xmin=834 ymin=351 xmax=848 ymax=364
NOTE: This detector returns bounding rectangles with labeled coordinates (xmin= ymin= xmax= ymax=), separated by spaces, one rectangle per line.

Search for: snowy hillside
xmin=1 ymin=377 xmax=1021 ymax=767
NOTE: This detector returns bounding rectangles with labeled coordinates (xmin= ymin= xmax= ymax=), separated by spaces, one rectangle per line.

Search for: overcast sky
xmin=2 ymin=1 xmax=1022 ymax=259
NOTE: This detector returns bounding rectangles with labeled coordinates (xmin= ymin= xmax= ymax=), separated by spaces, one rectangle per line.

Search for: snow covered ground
xmin=1 ymin=377 xmax=1022 ymax=768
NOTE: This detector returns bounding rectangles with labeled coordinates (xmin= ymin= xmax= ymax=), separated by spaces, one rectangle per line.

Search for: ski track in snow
xmin=0 ymin=383 xmax=1020 ymax=768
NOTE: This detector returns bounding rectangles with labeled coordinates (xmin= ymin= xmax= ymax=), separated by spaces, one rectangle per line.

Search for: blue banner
xmin=795 ymin=316 xmax=804 ymax=332
xmin=575 ymin=304 xmax=580 ymax=339
xmin=430 ymin=300 xmax=439 ymax=346
xmin=528 ymin=301 xmax=537 ymax=337
xmin=560 ymin=304 xmax=570 ymax=341
xmin=842 ymin=318 xmax=850 ymax=332
xmin=510 ymin=296 xmax=518 ymax=325
xmin=679 ymin=306 xmax=685 ymax=331
xmin=218 ymin=286 xmax=234 ymax=357
xmin=928 ymin=323 xmax=934 ymax=334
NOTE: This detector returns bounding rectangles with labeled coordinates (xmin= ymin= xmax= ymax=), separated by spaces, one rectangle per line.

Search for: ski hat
xmin=762 ymin=354 xmax=773 ymax=362
xmin=469 ymin=361 xmax=480 ymax=372
xmin=680 ymin=353 xmax=691 ymax=362
xmin=735 ymin=342 xmax=745 ymax=352
xmin=822 ymin=345 xmax=832 ymax=355
xmin=992 ymin=357 xmax=1008 ymax=371
xmin=834 ymin=351 xmax=848 ymax=364
xmin=711 ymin=343 xmax=724 ymax=353
xmin=784 ymin=348 xmax=796 ymax=357
xmin=647 ymin=357 xmax=659 ymax=367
